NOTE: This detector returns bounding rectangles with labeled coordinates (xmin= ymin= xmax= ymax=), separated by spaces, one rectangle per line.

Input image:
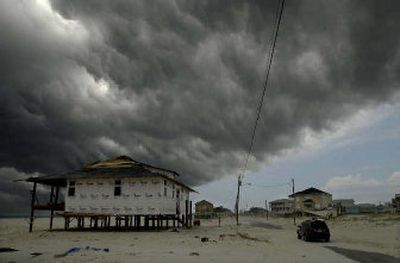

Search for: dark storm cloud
xmin=1 ymin=0 xmax=400 ymax=214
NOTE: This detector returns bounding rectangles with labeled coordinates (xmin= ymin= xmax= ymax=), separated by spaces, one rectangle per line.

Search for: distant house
xmin=270 ymin=199 xmax=293 ymax=215
xmin=333 ymin=199 xmax=359 ymax=214
xmin=357 ymin=203 xmax=377 ymax=214
xmin=289 ymin=187 xmax=332 ymax=212
xmin=245 ymin=207 xmax=268 ymax=216
xmin=392 ymin=194 xmax=400 ymax=213
xmin=25 ymin=156 xmax=195 ymax=231
xmin=332 ymin=199 xmax=354 ymax=207
xmin=376 ymin=203 xmax=391 ymax=214
xmin=195 ymin=200 xmax=214 ymax=218
xmin=213 ymin=206 xmax=233 ymax=217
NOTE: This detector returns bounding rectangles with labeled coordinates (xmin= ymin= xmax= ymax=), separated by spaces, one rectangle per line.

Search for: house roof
xmin=195 ymin=200 xmax=213 ymax=206
xmin=288 ymin=187 xmax=331 ymax=197
xmin=270 ymin=198 xmax=293 ymax=204
xmin=25 ymin=156 xmax=195 ymax=192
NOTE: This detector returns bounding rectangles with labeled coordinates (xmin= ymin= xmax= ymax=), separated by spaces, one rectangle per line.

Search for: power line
xmin=246 ymin=182 xmax=291 ymax=188
xmin=235 ymin=0 xmax=286 ymax=225
xmin=241 ymin=0 xmax=286 ymax=177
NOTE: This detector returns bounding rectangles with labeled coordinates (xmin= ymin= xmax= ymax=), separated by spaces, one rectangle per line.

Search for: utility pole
xmin=235 ymin=175 xmax=242 ymax=226
xmin=292 ymin=178 xmax=296 ymax=225
xmin=265 ymin=200 xmax=268 ymax=220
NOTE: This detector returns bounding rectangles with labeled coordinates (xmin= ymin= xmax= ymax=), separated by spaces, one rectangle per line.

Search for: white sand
xmin=0 ymin=214 xmax=399 ymax=262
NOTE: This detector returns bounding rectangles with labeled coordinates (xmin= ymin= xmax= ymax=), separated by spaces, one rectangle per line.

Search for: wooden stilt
xmin=29 ymin=182 xmax=37 ymax=232
xmin=185 ymin=200 xmax=189 ymax=227
xmin=189 ymin=201 xmax=193 ymax=228
xmin=50 ymin=186 xmax=59 ymax=230
xmin=48 ymin=186 xmax=54 ymax=230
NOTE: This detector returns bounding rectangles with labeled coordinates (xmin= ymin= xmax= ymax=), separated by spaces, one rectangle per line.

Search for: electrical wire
xmin=235 ymin=0 xmax=286 ymax=219
xmin=240 ymin=0 xmax=286 ymax=180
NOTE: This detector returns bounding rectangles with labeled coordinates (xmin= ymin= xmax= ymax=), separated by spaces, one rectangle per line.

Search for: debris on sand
xmin=219 ymin=234 xmax=236 ymax=240
xmin=31 ymin=252 xmax=43 ymax=257
xmin=189 ymin=252 xmax=200 ymax=256
xmin=237 ymin=232 xmax=269 ymax=243
xmin=218 ymin=233 xmax=269 ymax=243
xmin=0 ymin=247 xmax=18 ymax=253
xmin=85 ymin=246 xmax=109 ymax=252
xmin=54 ymin=246 xmax=110 ymax=258
xmin=200 ymin=237 xmax=209 ymax=242
xmin=54 ymin=247 xmax=80 ymax=258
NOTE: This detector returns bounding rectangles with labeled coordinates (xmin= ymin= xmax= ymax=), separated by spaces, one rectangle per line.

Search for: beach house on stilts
xmin=25 ymin=156 xmax=195 ymax=231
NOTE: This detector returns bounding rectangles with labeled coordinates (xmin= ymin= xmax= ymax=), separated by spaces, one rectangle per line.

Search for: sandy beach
xmin=0 ymin=214 xmax=399 ymax=262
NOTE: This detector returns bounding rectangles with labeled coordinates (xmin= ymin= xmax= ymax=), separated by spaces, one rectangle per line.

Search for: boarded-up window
xmin=114 ymin=180 xmax=121 ymax=196
xmin=68 ymin=181 xmax=75 ymax=196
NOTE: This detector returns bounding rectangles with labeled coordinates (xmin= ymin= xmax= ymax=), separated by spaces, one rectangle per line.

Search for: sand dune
xmin=0 ymin=215 xmax=399 ymax=262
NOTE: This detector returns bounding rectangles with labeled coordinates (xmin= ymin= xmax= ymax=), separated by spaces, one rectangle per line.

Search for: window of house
xmin=114 ymin=180 xmax=121 ymax=196
xmin=68 ymin=181 xmax=76 ymax=197
xmin=176 ymin=189 xmax=180 ymax=199
xmin=172 ymin=184 xmax=175 ymax=198
xmin=164 ymin=187 xmax=167 ymax=197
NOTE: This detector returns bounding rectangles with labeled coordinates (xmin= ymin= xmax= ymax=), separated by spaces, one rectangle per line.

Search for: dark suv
xmin=297 ymin=219 xmax=330 ymax=242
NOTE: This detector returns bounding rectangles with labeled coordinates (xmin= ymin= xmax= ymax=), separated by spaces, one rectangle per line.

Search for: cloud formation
xmin=325 ymin=171 xmax=400 ymax=203
xmin=325 ymin=174 xmax=384 ymax=190
xmin=1 ymin=0 xmax=400 ymax=199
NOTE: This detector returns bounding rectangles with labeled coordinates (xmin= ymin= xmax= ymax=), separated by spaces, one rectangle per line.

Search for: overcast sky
xmin=1 ymin=0 xmax=400 ymax=216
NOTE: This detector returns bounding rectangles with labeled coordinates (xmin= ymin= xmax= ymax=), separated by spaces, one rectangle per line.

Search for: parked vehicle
xmin=297 ymin=219 xmax=330 ymax=242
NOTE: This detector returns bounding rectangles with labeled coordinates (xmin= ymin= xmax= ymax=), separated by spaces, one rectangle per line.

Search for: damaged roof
xmin=289 ymin=187 xmax=331 ymax=197
xmin=26 ymin=156 xmax=195 ymax=192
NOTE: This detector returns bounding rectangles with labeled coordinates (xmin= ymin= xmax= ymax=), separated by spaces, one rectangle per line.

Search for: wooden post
xmin=64 ymin=216 xmax=70 ymax=230
xmin=189 ymin=201 xmax=193 ymax=227
xmin=49 ymin=186 xmax=54 ymax=230
xmin=185 ymin=200 xmax=189 ymax=227
xmin=292 ymin=178 xmax=296 ymax=225
xmin=29 ymin=182 xmax=37 ymax=232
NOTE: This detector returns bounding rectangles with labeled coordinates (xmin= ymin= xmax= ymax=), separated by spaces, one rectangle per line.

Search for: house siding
xmin=293 ymin=193 xmax=332 ymax=211
xmin=65 ymin=176 xmax=190 ymax=215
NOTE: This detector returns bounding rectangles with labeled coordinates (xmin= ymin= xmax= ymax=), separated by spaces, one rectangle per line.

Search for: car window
xmin=311 ymin=221 xmax=327 ymax=229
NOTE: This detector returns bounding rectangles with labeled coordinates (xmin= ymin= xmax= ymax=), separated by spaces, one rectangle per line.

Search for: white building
xmin=26 ymin=156 xmax=195 ymax=231
xmin=269 ymin=199 xmax=293 ymax=215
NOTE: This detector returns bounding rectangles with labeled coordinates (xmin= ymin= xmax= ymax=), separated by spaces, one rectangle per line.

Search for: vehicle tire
xmin=302 ymin=234 xmax=308 ymax=242
xmin=325 ymin=237 xmax=330 ymax=242
xmin=297 ymin=233 xmax=301 ymax=239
